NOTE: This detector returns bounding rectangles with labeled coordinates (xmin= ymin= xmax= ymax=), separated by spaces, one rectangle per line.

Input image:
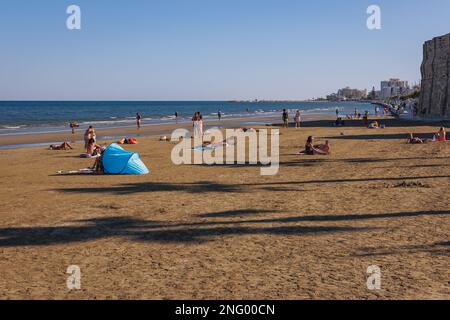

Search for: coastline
xmin=0 ymin=113 xmax=336 ymax=149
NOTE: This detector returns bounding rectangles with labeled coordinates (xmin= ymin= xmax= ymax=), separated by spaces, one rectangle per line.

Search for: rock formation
xmin=419 ymin=33 xmax=450 ymax=117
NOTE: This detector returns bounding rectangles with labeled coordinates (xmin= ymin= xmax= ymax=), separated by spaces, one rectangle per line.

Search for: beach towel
xmin=57 ymin=168 xmax=95 ymax=175
xmin=80 ymin=153 xmax=100 ymax=158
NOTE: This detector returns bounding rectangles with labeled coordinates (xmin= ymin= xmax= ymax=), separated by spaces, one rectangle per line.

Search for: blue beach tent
xmin=102 ymin=143 xmax=149 ymax=175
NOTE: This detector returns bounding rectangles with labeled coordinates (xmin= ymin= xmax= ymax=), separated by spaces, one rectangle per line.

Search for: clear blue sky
xmin=1 ymin=0 xmax=449 ymax=100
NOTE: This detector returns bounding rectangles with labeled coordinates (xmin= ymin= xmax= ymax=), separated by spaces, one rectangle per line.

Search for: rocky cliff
xmin=419 ymin=33 xmax=450 ymax=117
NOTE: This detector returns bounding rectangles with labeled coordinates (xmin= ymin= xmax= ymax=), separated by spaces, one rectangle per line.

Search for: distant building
xmin=418 ymin=33 xmax=450 ymax=117
xmin=380 ymin=79 xmax=410 ymax=98
xmin=327 ymin=87 xmax=367 ymax=100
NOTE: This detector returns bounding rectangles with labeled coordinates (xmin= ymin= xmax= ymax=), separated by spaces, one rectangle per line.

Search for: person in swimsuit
xmin=84 ymin=126 xmax=95 ymax=149
xmin=315 ymin=140 xmax=331 ymax=154
xmin=282 ymin=109 xmax=289 ymax=128
xmin=49 ymin=142 xmax=73 ymax=150
xmin=86 ymin=138 xmax=103 ymax=156
xmin=136 ymin=113 xmax=142 ymax=129
xmin=406 ymin=133 xmax=424 ymax=144
xmin=294 ymin=110 xmax=301 ymax=128
xmin=436 ymin=127 xmax=447 ymax=142
xmin=301 ymin=136 xmax=329 ymax=155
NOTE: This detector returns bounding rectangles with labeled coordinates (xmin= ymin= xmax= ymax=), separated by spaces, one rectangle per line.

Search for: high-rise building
xmin=380 ymin=79 xmax=410 ymax=98
xmin=336 ymin=87 xmax=367 ymax=100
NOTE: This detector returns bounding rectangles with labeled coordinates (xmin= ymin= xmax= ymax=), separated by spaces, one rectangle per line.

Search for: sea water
xmin=0 ymin=100 xmax=375 ymax=136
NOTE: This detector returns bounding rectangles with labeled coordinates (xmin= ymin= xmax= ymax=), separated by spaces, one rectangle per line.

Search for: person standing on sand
xmin=218 ymin=110 xmax=222 ymax=122
xmin=294 ymin=110 xmax=301 ymax=128
xmin=175 ymin=111 xmax=179 ymax=124
xmin=282 ymin=109 xmax=289 ymax=128
xmin=192 ymin=111 xmax=203 ymax=137
xmin=136 ymin=113 xmax=142 ymax=129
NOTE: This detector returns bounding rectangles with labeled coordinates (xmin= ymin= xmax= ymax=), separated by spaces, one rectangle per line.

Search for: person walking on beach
xmin=294 ymin=110 xmax=301 ymax=128
xmin=282 ymin=109 xmax=289 ymax=128
xmin=136 ymin=113 xmax=142 ymax=129
xmin=218 ymin=110 xmax=222 ymax=122
xmin=175 ymin=111 xmax=179 ymax=124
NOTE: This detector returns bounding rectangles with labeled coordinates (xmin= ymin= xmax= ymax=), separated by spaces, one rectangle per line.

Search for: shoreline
xmin=0 ymin=113 xmax=336 ymax=149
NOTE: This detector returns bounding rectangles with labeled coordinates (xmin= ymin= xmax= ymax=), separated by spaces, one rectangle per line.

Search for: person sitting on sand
xmin=436 ymin=127 xmax=447 ymax=142
xmin=92 ymin=155 xmax=104 ymax=175
xmin=84 ymin=126 xmax=96 ymax=149
xmin=299 ymin=136 xmax=329 ymax=155
xmin=85 ymin=138 xmax=104 ymax=156
xmin=49 ymin=142 xmax=73 ymax=150
xmin=406 ymin=133 xmax=424 ymax=144
xmin=315 ymin=140 xmax=331 ymax=155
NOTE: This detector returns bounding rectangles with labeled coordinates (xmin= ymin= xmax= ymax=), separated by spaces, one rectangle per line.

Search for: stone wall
xmin=419 ymin=33 xmax=450 ymax=118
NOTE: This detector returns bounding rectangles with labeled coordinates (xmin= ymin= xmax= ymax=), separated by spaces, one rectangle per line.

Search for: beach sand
xmin=0 ymin=118 xmax=449 ymax=299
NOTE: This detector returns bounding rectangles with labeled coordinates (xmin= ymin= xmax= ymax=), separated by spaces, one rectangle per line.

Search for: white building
xmin=380 ymin=79 xmax=410 ymax=98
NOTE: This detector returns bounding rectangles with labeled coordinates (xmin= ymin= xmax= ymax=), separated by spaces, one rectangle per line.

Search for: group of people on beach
xmin=282 ymin=109 xmax=302 ymax=129
xmin=50 ymin=105 xmax=449 ymax=176
xmin=407 ymin=127 xmax=447 ymax=144
xmin=192 ymin=111 xmax=204 ymax=137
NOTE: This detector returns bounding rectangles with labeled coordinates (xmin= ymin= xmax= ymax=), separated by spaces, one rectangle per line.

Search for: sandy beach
xmin=0 ymin=117 xmax=448 ymax=299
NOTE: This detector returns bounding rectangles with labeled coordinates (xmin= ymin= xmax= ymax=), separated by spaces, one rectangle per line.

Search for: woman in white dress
xmin=192 ymin=112 xmax=203 ymax=137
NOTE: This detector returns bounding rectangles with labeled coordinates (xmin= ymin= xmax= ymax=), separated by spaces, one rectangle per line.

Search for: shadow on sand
xmin=53 ymin=173 xmax=450 ymax=195
xmin=0 ymin=209 xmax=448 ymax=248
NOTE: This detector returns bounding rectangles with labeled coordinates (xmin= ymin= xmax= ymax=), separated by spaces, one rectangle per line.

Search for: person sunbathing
xmin=315 ymin=140 xmax=331 ymax=155
xmin=368 ymin=121 xmax=379 ymax=129
xmin=202 ymin=139 xmax=230 ymax=148
xmin=299 ymin=136 xmax=329 ymax=155
xmin=406 ymin=133 xmax=424 ymax=144
xmin=49 ymin=142 xmax=73 ymax=150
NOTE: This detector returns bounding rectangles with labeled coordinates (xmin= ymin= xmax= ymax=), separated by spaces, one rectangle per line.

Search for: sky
xmin=0 ymin=0 xmax=449 ymax=101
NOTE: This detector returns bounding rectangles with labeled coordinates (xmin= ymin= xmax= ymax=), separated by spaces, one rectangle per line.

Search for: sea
xmin=0 ymin=101 xmax=376 ymax=136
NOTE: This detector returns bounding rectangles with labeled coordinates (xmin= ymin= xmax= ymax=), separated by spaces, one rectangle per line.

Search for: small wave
xmin=79 ymin=119 xmax=135 ymax=126
xmin=2 ymin=125 xmax=27 ymax=129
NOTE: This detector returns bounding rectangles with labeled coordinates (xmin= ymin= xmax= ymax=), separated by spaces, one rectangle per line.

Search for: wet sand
xmin=0 ymin=114 xmax=337 ymax=148
xmin=0 ymin=118 xmax=449 ymax=299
